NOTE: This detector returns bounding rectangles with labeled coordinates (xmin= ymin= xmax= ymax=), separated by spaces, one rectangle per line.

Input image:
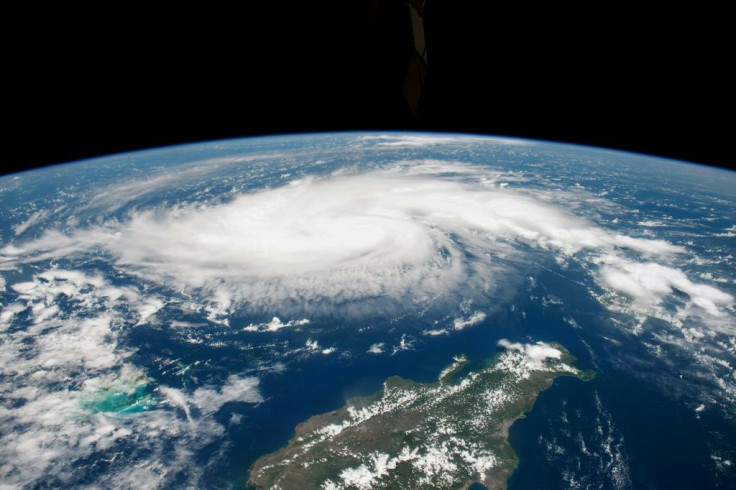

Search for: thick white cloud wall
xmin=2 ymin=163 xmax=729 ymax=323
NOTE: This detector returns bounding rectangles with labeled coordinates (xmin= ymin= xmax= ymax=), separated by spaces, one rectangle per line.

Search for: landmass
xmin=249 ymin=340 xmax=594 ymax=489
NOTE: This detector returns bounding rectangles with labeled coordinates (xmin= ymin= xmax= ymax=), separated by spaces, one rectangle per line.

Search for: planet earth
xmin=0 ymin=132 xmax=734 ymax=489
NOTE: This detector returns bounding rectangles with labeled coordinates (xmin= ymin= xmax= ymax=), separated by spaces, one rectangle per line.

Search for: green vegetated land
xmin=249 ymin=343 xmax=594 ymax=489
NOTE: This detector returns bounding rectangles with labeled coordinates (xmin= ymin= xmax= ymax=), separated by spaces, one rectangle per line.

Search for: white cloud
xmin=597 ymin=255 xmax=734 ymax=319
xmin=498 ymin=339 xmax=563 ymax=362
xmin=0 ymin=269 xmax=262 ymax=488
xmin=637 ymin=220 xmax=667 ymax=227
xmin=360 ymin=134 xmax=530 ymax=148
xmin=611 ymin=235 xmax=686 ymax=256
xmin=452 ymin=311 xmax=487 ymax=330
xmin=367 ymin=343 xmax=385 ymax=354
xmin=2 ymin=166 xmax=695 ymax=323
xmin=12 ymin=209 xmax=49 ymax=235
xmin=159 ymin=385 xmax=195 ymax=425
xmin=243 ymin=317 xmax=310 ymax=332
xmin=392 ymin=334 xmax=415 ymax=355
xmin=80 ymin=152 xmax=285 ymax=214
xmin=190 ymin=375 xmax=262 ymax=415
xmin=135 ymin=297 xmax=165 ymax=325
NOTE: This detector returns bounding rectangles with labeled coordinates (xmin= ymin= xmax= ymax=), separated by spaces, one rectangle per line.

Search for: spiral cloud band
xmin=4 ymin=161 xmax=729 ymax=325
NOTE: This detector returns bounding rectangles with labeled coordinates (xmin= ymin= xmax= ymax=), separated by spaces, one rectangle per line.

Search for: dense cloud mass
xmin=4 ymin=162 xmax=728 ymax=325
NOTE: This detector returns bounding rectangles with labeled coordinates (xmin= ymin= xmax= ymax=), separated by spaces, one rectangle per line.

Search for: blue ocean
xmin=0 ymin=133 xmax=734 ymax=488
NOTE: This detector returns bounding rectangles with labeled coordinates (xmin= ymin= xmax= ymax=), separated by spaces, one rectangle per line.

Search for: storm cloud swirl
xmin=3 ymin=161 xmax=731 ymax=325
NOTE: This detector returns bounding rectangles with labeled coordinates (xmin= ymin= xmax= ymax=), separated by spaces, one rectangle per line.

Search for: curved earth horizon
xmin=0 ymin=132 xmax=734 ymax=488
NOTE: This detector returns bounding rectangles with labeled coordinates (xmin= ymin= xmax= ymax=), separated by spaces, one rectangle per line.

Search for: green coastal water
xmin=82 ymin=381 xmax=156 ymax=415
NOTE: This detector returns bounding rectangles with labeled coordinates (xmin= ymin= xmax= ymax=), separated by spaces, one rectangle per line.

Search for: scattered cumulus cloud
xmin=392 ymin=334 xmax=416 ymax=355
xmin=0 ymin=269 xmax=262 ymax=487
xmin=595 ymin=255 xmax=734 ymax=321
xmin=367 ymin=343 xmax=385 ymax=354
xmin=498 ymin=339 xmax=563 ymax=362
xmin=243 ymin=317 xmax=310 ymax=332
xmin=452 ymin=311 xmax=487 ymax=330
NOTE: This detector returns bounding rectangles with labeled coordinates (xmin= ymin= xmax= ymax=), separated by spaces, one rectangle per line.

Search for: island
xmin=249 ymin=340 xmax=595 ymax=489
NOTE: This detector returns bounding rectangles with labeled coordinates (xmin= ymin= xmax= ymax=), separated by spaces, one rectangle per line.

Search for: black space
xmin=5 ymin=4 xmax=735 ymax=176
